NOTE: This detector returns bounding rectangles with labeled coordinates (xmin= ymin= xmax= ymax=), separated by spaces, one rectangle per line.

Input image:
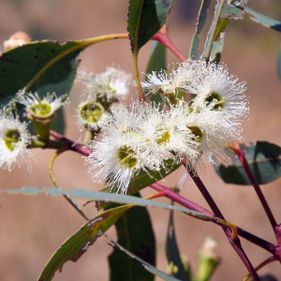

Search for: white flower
xmin=77 ymin=100 xmax=106 ymax=131
xmin=142 ymin=69 xmax=173 ymax=95
xmin=187 ymin=62 xmax=248 ymax=122
xmin=17 ymin=91 xmax=67 ymax=119
xmin=185 ymin=106 xmax=242 ymax=166
xmin=78 ymin=67 xmax=131 ymax=102
xmin=86 ymin=125 xmax=148 ymax=194
xmin=0 ymin=114 xmax=31 ymax=171
xmin=140 ymin=102 xmax=199 ymax=168
xmin=142 ymin=59 xmax=206 ymax=97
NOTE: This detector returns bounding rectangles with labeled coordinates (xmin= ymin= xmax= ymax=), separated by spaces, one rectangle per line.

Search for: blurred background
xmin=0 ymin=0 xmax=281 ymax=280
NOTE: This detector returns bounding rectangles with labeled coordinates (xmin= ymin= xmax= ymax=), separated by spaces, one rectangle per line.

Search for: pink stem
xmin=153 ymin=32 xmax=186 ymax=62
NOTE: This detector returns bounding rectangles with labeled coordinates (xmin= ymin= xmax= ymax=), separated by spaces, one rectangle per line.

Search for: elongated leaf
xmin=189 ymin=0 xmax=211 ymax=59
xmin=1 ymin=187 xmax=221 ymax=223
xmin=166 ymin=202 xmax=190 ymax=281
xmin=127 ymin=0 xmax=173 ymax=52
xmin=108 ymin=237 xmax=181 ymax=281
xmin=146 ymin=41 xmax=166 ymax=104
xmin=109 ymin=198 xmax=156 ymax=281
xmin=38 ymin=205 xmax=131 ymax=281
xmin=245 ymin=7 xmax=281 ymax=32
xmin=215 ymin=141 xmax=281 ymax=185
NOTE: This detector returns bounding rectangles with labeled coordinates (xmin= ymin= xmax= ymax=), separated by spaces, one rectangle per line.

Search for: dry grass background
xmin=0 ymin=0 xmax=281 ymax=280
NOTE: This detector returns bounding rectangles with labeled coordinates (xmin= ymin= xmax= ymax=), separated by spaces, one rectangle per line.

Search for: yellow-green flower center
xmin=3 ymin=129 xmax=21 ymax=151
xmin=30 ymin=102 xmax=52 ymax=117
xmin=156 ymin=127 xmax=171 ymax=145
xmin=117 ymin=145 xmax=137 ymax=168
xmin=80 ymin=101 xmax=104 ymax=125
xmin=188 ymin=126 xmax=203 ymax=142
xmin=205 ymin=91 xmax=224 ymax=110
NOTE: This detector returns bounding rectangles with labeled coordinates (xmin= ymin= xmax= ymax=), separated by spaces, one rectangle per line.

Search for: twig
xmin=230 ymin=143 xmax=277 ymax=232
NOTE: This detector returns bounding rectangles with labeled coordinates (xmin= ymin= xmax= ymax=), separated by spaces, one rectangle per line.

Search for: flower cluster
xmin=77 ymin=67 xmax=131 ymax=132
xmin=86 ymin=60 xmax=248 ymax=194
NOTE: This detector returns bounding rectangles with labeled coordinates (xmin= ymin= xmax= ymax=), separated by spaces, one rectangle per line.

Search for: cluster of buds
xmin=86 ymin=59 xmax=248 ymax=194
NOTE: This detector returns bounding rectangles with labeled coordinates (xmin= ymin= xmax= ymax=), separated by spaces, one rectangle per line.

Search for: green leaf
xmin=108 ymin=237 xmax=181 ymax=281
xmin=146 ymin=41 xmax=166 ymax=105
xmin=166 ymin=202 xmax=190 ymax=281
xmin=244 ymin=7 xmax=281 ymax=32
xmin=38 ymin=205 xmax=131 ymax=281
xmin=108 ymin=196 xmax=156 ymax=281
xmin=189 ymin=0 xmax=211 ymax=59
xmin=146 ymin=41 xmax=166 ymax=73
xmin=215 ymin=141 xmax=281 ymax=185
xmin=0 ymin=41 xmax=81 ymax=108
xmin=127 ymin=0 xmax=173 ymax=52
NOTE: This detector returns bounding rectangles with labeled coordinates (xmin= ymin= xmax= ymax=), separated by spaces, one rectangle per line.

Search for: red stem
xmin=50 ymin=130 xmax=91 ymax=156
xmin=232 ymin=144 xmax=277 ymax=232
xmin=153 ymin=32 xmax=186 ymax=62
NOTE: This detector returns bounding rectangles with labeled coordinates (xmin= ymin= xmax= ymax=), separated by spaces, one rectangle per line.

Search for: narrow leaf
xmin=215 ymin=141 xmax=281 ymax=185
xmin=166 ymin=203 xmax=190 ymax=280
xmin=38 ymin=205 xmax=130 ymax=281
xmin=108 ymin=237 xmax=181 ymax=281
xmin=127 ymin=0 xmax=173 ymax=52
xmin=245 ymin=7 xmax=281 ymax=32
xmin=189 ymin=0 xmax=211 ymax=59
xmin=1 ymin=187 xmax=220 ymax=223
xmin=108 ymin=199 xmax=156 ymax=281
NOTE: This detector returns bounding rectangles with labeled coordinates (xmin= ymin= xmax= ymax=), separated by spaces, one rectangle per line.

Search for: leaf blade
xmin=215 ymin=141 xmax=281 ymax=185
xmin=108 ymin=198 xmax=156 ymax=281
xmin=127 ymin=0 xmax=173 ymax=52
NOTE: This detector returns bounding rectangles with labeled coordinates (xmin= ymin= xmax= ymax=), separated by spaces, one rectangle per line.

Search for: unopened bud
xmin=3 ymin=31 xmax=31 ymax=52
xmin=197 ymin=237 xmax=220 ymax=281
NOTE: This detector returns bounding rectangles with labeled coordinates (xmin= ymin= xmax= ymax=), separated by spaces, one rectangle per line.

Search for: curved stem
xmin=230 ymin=144 xmax=277 ymax=232
xmin=243 ymin=256 xmax=277 ymax=281
xmin=49 ymin=148 xmax=89 ymax=221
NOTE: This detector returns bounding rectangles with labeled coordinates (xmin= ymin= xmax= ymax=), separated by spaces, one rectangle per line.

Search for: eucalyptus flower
xmin=17 ymin=91 xmax=67 ymax=120
xmin=0 ymin=114 xmax=31 ymax=171
xmin=77 ymin=100 xmax=106 ymax=131
xmin=78 ymin=67 xmax=131 ymax=102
